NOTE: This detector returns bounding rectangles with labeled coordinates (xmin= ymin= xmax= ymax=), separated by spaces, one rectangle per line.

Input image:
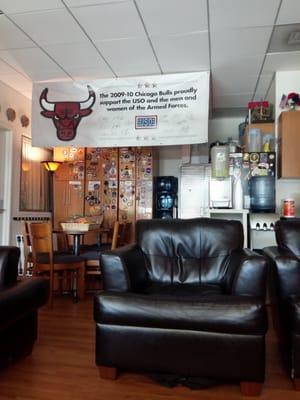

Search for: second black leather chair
xmin=94 ymin=218 xmax=268 ymax=395
xmin=263 ymin=219 xmax=300 ymax=390
xmin=0 ymin=246 xmax=49 ymax=369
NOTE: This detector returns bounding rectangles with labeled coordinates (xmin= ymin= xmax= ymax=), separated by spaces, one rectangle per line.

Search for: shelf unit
xmin=242 ymin=122 xmax=274 ymax=152
xmin=278 ymin=111 xmax=300 ymax=178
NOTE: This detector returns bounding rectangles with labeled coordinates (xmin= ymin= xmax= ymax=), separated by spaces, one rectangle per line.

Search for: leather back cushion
xmin=136 ymin=218 xmax=243 ymax=284
xmin=275 ymin=220 xmax=300 ymax=256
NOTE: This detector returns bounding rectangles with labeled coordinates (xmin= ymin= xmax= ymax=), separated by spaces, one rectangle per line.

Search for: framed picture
xmin=20 ymin=135 xmax=52 ymax=211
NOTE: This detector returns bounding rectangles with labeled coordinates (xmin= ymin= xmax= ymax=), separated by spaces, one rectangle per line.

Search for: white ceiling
xmin=0 ymin=0 xmax=299 ymax=112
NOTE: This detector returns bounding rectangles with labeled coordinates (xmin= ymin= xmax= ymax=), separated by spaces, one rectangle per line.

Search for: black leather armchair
xmin=263 ymin=219 xmax=300 ymax=390
xmin=0 ymin=246 xmax=49 ymax=369
xmin=94 ymin=218 xmax=268 ymax=395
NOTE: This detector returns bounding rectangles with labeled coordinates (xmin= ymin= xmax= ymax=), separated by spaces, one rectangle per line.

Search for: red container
xmin=283 ymin=199 xmax=296 ymax=218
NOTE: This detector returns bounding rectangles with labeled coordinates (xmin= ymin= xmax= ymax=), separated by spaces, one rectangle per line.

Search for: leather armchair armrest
xmin=0 ymin=277 xmax=49 ymax=330
xmin=225 ymin=249 xmax=267 ymax=298
xmin=264 ymin=246 xmax=300 ymax=298
xmin=100 ymin=244 xmax=148 ymax=292
xmin=0 ymin=246 xmax=20 ymax=288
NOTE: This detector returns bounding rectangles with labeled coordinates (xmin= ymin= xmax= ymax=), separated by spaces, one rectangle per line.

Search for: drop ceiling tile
xmin=211 ymin=27 xmax=272 ymax=68
xmin=263 ymin=51 xmax=300 ymax=73
xmin=9 ymin=9 xmax=89 ymax=46
xmin=64 ymin=0 xmax=127 ymax=6
xmin=0 ymin=0 xmax=63 ymax=14
xmin=68 ymin=66 xmax=115 ymax=80
xmin=252 ymin=92 xmax=270 ymax=102
xmin=43 ymin=42 xmax=110 ymax=71
xmin=277 ymin=0 xmax=300 ymax=24
xmin=254 ymin=73 xmax=274 ymax=96
xmin=209 ymin=0 xmax=281 ymax=30
xmin=96 ymin=36 xmax=160 ymax=76
xmin=212 ymin=54 xmax=265 ymax=77
xmin=136 ymin=0 xmax=208 ymax=36
xmin=151 ymin=32 xmax=209 ymax=73
xmin=213 ymin=93 xmax=254 ymax=108
xmin=0 ymin=72 xmax=32 ymax=95
xmin=268 ymin=23 xmax=300 ymax=53
xmin=70 ymin=2 xmax=145 ymax=41
xmin=0 ymin=58 xmax=21 ymax=74
xmin=0 ymin=15 xmax=35 ymax=49
xmin=212 ymin=72 xmax=258 ymax=96
xmin=0 ymin=47 xmax=68 ymax=80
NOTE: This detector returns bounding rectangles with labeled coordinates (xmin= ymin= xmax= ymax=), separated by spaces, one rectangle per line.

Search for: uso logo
xmin=135 ymin=115 xmax=157 ymax=129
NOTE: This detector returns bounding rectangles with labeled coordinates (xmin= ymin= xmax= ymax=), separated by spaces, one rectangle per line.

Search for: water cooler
xmin=230 ymin=152 xmax=276 ymax=212
xmin=154 ymin=176 xmax=178 ymax=219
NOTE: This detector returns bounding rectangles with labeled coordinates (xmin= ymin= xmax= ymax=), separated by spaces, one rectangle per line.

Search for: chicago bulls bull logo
xmin=39 ymin=85 xmax=96 ymax=141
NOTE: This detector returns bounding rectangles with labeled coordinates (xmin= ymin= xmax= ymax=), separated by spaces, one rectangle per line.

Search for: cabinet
xmin=278 ymin=111 xmax=300 ymax=178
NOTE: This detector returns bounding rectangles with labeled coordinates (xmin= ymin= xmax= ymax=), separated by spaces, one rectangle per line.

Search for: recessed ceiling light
xmin=288 ymin=31 xmax=300 ymax=45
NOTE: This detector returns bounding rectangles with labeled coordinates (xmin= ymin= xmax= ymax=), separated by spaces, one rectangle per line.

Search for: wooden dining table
xmin=54 ymin=226 xmax=110 ymax=256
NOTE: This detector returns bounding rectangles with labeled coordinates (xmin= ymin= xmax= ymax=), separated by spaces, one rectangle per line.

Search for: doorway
xmin=0 ymin=128 xmax=13 ymax=245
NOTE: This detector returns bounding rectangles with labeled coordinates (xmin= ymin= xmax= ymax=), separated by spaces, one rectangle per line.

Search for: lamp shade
xmin=41 ymin=161 xmax=62 ymax=172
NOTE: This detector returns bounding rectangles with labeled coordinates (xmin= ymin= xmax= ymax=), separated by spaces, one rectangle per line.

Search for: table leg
xmin=73 ymin=234 xmax=81 ymax=256
xmin=72 ymin=233 xmax=81 ymax=301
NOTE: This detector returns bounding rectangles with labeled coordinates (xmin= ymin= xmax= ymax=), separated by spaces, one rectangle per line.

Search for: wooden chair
xmin=22 ymin=221 xmax=33 ymax=276
xmin=29 ymin=221 xmax=85 ymax=308
xmin=119 ymin=221 xmax=132 ymax=248
xmin=84 ymin=221 xmax=132 ymax=292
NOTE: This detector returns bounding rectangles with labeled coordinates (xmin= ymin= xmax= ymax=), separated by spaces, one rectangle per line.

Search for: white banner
xmin=32 ymin=71 xmax=209 ymax=148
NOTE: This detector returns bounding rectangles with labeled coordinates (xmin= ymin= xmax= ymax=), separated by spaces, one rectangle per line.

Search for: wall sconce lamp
xmin=41 ymin=161 xmax=62 ymax=172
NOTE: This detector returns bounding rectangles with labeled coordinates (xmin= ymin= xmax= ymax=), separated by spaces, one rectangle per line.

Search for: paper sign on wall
xmin=32 ymin=71 xmax=209 ymax=148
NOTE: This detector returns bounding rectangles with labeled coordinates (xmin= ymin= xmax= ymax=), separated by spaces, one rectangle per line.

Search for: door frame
xmin=0 ymin=128 xmax=13 ymax=245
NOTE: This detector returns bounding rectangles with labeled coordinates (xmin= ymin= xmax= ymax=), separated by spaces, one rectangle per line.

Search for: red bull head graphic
xmin=39 ymin=85 xmax=96 ymax=141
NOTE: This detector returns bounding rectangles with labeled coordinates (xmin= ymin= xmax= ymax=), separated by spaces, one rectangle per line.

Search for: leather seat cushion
xmin=81 ymin=244 xmax=111 ymax=260
xmin=37 ymin=252 xmax=85 ymax=264
xmin=95 ymin=288 xmax=267 ymax=335
xmin=143 ymin=282 xmax=223 ymax=298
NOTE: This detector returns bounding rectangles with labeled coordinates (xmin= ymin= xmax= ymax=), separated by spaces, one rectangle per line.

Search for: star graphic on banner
xmin=137 ymin=83 xmax=143 ymax=88
xmin=152 ymin=83 xmax=157 ymax=88
xmin=144 ymin=82 xmax=150 ymax=88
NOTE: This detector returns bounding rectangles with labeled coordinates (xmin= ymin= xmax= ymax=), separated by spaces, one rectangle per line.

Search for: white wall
xmin=0 ymin=132 xmax=5 ymax=206
xmin=156 ymin=117 xmax=244 ymax=179
xmin=156 ymin=145 xmax=182 ymax=177
xmin=208 ymin=116 xmax=243 ymax=145
xmin=0 ymin=81 xmax=50 ymax=244
xmin=275 ymin=71 xmax=300 ymax=214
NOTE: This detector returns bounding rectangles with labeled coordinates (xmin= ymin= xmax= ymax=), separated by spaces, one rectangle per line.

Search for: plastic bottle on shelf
xmin=211 ymin=144 xmax=229 ymax=178
xmin=248 ymin=128 xmax=262 ymax=152
xmin=233 ymin=172 xmax=243 ymax=209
